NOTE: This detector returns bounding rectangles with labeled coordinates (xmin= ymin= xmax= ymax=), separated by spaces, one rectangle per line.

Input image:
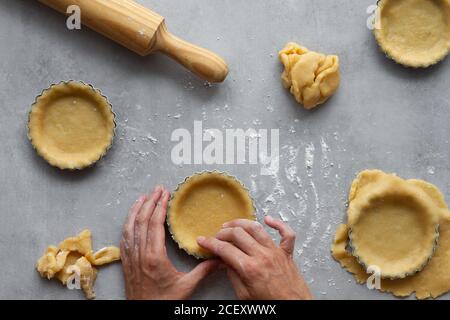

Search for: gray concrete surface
xmin=0 ymin=0 xmax=449 ymax=300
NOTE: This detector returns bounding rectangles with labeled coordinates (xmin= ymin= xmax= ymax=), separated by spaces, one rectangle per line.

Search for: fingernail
xmin=197 ymin=236 xmax=206 ymax=243
xmin=222 ymin=222 xmax=229 ymax=228
xmin=137 ymin=195 xmax=146 ymax=202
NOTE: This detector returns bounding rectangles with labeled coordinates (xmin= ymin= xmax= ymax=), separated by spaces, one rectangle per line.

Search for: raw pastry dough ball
xmin=279 ymin=42 xmax=340 ymax=109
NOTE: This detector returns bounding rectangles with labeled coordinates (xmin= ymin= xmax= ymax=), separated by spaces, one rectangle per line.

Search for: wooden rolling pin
xmin=39 ymin=0 xmax=229 ymax=83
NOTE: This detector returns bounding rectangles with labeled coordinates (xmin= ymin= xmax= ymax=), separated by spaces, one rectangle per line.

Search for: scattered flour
xmin=285 ymin=145 xmax=299 ymax=184
xmin=146 ymin=134 xmax=158 ymax=144
xmin=305 ymin=142 xmax=315 ymax=176
xmin=184 ymin=81 xmax=195 ymax=90
xmin=120 ymin=108 xmax=343 ymax=289
xmin=265 ymin=194 xmax=276 ymax=205
xmin=297 ymin=180 xmax=321 ymax=257
xmin=320 ymin=137 xmax=331 ymax=178
xmin=279 ymin=211 xmax=290 ymax=222
xmin=250 ymin=177 xmax=258 ymax=194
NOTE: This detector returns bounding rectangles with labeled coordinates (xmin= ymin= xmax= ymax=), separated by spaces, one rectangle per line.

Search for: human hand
xmin=197 ymin=216 xmax=313 ymax=300
xmin=121 ymin=186 xmax=219 ymax=300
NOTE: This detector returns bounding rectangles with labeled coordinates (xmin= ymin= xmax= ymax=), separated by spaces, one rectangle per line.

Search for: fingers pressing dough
xmin=168 ymin=172 xmax=255 ymax=259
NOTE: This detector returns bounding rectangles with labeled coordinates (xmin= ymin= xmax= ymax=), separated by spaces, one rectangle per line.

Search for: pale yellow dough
xmin=348 ymin=170 xmax=442 ymax=279
xmin=279 ymin=42 xmax=340 ymax=109
xmin=374 ymin=0 xmax=450 ymax=67
xmin=168 ymin=172 xmax=255 ymax=259
xmin=36 ymin=230 xmax=120 ymax=299
xmin=28 ymin=81 xmax=115 ymax=170
xmin=332 ymin=170 xmax=450 ymax=299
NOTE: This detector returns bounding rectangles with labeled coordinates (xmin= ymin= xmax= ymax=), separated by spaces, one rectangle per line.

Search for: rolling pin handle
xmin=155 ymin=23 xmax=229 ymax=83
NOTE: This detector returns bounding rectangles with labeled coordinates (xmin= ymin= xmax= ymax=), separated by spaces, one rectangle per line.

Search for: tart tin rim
xmin=373 ymin=0 xmax=450 ymax=68
xmin=27 ymin=80 xmax=116 ymax=170
xmin=347 ymin=224 xmax=439 ymax=280
xmin=167 ymin=170 xmax=257 ymax=259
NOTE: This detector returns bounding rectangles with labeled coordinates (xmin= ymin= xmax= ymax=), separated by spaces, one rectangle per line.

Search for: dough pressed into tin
xmin=168 ymin=172 xmax=255 ymax=259
xmin=28 ymin=81 xmax=115 ymax=170
xmin=332 ymin=170 xmax=450 ymax=299
xmin=279 ymin=42 xmax=340 ymax=109
xmin=347 ymin=170 xmax=441 ymax=279
xmin=374 ymin=0 xmax=450 ymax=67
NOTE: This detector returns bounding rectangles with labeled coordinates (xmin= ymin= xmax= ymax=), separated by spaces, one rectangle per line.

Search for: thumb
xmin=181 ymin=260 xmax=221 ymax=289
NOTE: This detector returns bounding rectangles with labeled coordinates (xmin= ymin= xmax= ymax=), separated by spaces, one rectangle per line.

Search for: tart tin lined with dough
xmin=167 ymin=171 xmax=256 ymax=259
xmin=332 ymin=170 xmax=450 ymax=299
xmin=28 ymin=81 xmax=116 ymax=170
xmin=374 ymin=0 xmax=450 ymax=68
xmin=347 ymin=170 xmax=441 ymax=280
xmin=348 ymin=222 xmax=440 ymax=281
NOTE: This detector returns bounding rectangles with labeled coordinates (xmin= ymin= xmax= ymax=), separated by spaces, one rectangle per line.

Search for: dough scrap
xmin=28 ymin=81 xmax=115 ymax=170
xmin=332 ymin=170 xmax=450 ymax=299
xmin=279 ymin=42 xmax=340 ymax=109
xmin=168 ymin=172 xmax=255 ymax=259
xmin=374 ymin=0 xmax=450 ymax=67
xmin=36 ymin=230 xmax=120 ymax=299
